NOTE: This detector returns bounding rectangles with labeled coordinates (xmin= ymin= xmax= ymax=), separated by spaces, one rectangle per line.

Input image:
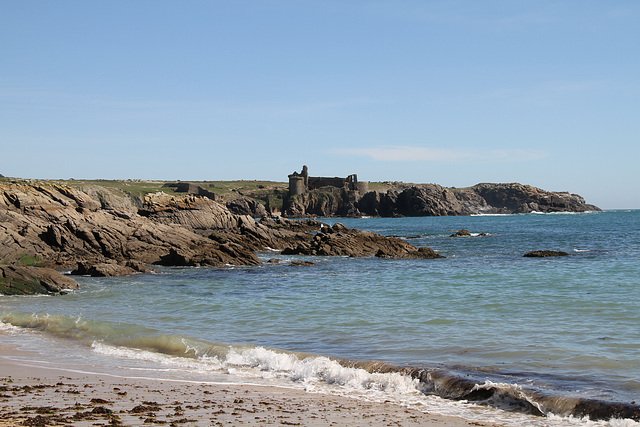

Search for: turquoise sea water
xmin=1 ymin=210 xmax=639 ymax=425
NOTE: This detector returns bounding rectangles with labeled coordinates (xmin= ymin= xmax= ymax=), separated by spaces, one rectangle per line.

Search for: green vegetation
xmin=367 ymin=182 xmax=397 ymax=192
xmin=58 ymin=179 xmax=180 ymax=198
xmin=0 ymin=276 xmax=49 ymax=295
xmin=0 ymin=254 xmax=43 ymax=267
xmin=18 ymin=254 xmax=43 ymax=266
xmin=55 ymin=179 xmax=288 ymax=200
xmin=264 ymin=191 xmax=286 ymax=211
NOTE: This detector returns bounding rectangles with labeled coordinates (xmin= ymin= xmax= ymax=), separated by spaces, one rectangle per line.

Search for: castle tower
xmin=301 ymin=165 xmax=309 ymax=188
xmin=288 ymin=175 xmax=305 ymax=195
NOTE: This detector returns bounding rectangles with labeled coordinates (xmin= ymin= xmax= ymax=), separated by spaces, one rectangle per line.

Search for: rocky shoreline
xmin=0 ymin=178 xmax=601 ymax=295
xmin=0 ymin=180 xmax=446 ymax=294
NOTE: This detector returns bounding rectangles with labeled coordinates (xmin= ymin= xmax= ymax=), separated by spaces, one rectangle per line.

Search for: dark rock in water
xmin=267 ymin=258 xmax=281 ymax=264
xmin=449 ymin=229 xmax=488 ymax=237
xmin=376 ymin=246 xmax=444 ymax=259
xmin=389 ymin=247 xmax=444 ymax=259
xmin=0 ymin=265 xmax=78 ymax=295
xmin=283 ymin=222 xmax=444 ymax=259
xmin=71 ymin=260 xmax=153 ymax=277
xmin=290 ymin=260 xmax=317 ymax=267
xmin=523 ymin=250 xmax=569 ymax=257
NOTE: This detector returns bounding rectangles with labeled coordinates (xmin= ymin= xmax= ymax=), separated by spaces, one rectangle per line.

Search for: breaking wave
xmin=2 ymin=311 xmax=638 ymax=425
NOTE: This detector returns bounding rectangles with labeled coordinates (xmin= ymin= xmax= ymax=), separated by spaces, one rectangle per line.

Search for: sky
xmin=1 ymin=1 xmax=639 ymax=209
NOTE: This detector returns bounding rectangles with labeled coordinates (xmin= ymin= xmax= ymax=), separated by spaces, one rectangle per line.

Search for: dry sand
xmin=0 ymin=346 xmax=502 ymax=427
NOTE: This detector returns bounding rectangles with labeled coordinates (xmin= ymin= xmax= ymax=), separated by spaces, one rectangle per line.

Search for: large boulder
xmin=226 ymin=197 xmax=268 ymax=218
xmin=0 ymin=181 xmax=262 ymax=274
xmin=282 ymin=222 xmax=444 ymax=259
xmin=71 ymin=260 xmax=154 ymax=277
xmin=0 ymin=265 xmax=78 ymax=295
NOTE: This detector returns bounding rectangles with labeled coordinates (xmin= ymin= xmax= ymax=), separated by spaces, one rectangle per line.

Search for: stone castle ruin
xmin=288 ymin=165 xmax=369 ymax=196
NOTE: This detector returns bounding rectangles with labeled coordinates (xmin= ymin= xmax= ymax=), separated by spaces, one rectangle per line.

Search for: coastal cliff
xmin=283 ymin=182 xmax=600 ymax=217
xmin=0 ymin=179 xmax=444 ymax=293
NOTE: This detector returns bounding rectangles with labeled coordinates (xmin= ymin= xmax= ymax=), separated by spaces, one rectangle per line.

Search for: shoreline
xmin=0 ymin=344 xmax=501 ymax=427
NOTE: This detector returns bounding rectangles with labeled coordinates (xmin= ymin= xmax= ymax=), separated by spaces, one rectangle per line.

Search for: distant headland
xmin=281 ymin=165 xmax=600 ymax=217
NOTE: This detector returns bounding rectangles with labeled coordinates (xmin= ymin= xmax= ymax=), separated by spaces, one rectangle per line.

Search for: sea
xmin=1 ymin=210 xmax=639 ymax=426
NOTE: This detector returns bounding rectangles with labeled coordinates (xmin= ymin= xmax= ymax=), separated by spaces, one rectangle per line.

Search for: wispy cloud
xmin=334 ymin=145 xmax=548 ymax=163
xmin=0 ymin=84 xmax=393 ymax=119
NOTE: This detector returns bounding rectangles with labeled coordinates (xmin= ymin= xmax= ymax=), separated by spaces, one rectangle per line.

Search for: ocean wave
xmin=2 ymin=311 xmax=639 ymax=425
xmin=87 ymin=343 xmax=640 ymax=425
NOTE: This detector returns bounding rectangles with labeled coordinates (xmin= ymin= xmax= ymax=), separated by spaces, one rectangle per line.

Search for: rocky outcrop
xmin=225 ymin=197 xmax=269 ymax=218
xmin=0 ymin=265 xmax=79 ymax=295
xmin=471 ymin=183 xmax=599 ymax=214
xmin=71 ymin=260 xmax=154 ymax=277
xmin=1 ymin=180 xmax=442 ymax=292
xmin=282 ymin=222 xmax=445 ymax=259
xmin=283 ymin=183 xmax=600 ymax=217
xmin=284 ymin=187 xmax=359 ymax=218
xmin=0 ymin=181 xmax=261 ymax=279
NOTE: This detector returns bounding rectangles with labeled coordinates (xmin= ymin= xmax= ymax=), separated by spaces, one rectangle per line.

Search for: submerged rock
xmin=523 ymin=250 xmax=569 ymax=257
xmin=377 ymin=246 xmax=445 ymax=259
xmin=290 ymin=260 xmax=317 ymax=267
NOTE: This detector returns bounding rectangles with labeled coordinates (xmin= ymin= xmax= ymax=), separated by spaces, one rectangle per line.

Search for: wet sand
xmin=0 ymin=347 xmax=501 ymax=427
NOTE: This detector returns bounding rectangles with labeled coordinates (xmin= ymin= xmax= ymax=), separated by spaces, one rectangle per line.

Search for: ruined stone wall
xmin=288 ymin=166 xmax=368 ymax=196
xmin=307 ymin=177 xmax=349 ymax=190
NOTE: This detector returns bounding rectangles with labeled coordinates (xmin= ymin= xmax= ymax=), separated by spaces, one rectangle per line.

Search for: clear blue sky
xmin=1 ymin=1 xmax=638 ymax=209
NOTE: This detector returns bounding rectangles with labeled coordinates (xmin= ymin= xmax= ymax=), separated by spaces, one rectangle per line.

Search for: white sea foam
xmin=91 ymin=341 xmax=224 ymax=372
xmin=86 ymin=342 xmax=640 ymax=426
xmin=0 ymin=321 xmax=22 ymax=333
xmin=471 ymin=213 xmax=514 ymax=217
xmin=223 ymin=346 xmax=421 ymax=394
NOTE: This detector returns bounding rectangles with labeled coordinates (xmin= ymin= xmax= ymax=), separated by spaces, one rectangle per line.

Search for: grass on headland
xmin=44 ymin=178 xmax=288 ymax=199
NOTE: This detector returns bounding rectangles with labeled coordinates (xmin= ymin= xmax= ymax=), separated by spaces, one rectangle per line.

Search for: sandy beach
xmin=0 ymin=344 xmax=500 ymax=427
